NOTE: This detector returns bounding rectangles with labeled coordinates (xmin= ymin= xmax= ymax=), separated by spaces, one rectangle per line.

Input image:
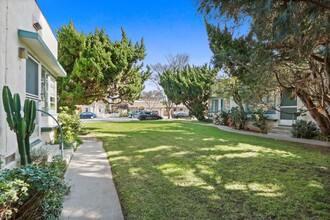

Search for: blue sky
xmin=38 ymin=0 xmax=213 ymax=68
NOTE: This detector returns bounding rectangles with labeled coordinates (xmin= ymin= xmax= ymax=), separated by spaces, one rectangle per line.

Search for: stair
xmin=40 ymin=144 xmax=74 ymax=164
xmin=268 ymin=126 xmax=292 ymax=137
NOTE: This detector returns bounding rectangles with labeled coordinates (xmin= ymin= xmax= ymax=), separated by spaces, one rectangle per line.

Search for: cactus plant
xmin=2 ymin=86 xmax=36 ymax=165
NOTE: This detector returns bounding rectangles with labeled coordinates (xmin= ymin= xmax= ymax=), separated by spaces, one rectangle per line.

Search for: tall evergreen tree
xmin=57 ymin=21 xmax=150 ymax=108
xmin=199 ymin=0 xmax=330 ymax=134
xmin=150 ymin=53 xmax=190 ymax=118
xmin=160 ymin=65 xmax=217 ymax=121
xmin=205 ymin=23 xmax=276 ymax=111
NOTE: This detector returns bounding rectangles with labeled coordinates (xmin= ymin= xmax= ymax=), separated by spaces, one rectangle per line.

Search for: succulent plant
xmin=2 ymin=86 xmax=36 ymax=165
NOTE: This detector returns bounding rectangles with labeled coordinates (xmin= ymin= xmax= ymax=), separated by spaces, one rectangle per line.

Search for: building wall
xmin=0 ymin=0 xmax=61 ymax=168
xmin=209 ymin=93 xmax=316 ymax=127
xmin=128 ymin=100 xmax=188 ymax=117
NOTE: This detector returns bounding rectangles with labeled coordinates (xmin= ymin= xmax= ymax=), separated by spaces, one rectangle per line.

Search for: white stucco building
xmin=0 ymin=0 xmax=66 ymax=168
xmin=209 ymin=91 xmax=315 ymax=127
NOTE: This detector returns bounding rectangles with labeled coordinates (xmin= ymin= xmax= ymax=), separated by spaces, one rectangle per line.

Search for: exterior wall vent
xmin=33 ymin=21 xmax=42 ymax=31
xmin=5 ymin=153 xmax=16 ymax=165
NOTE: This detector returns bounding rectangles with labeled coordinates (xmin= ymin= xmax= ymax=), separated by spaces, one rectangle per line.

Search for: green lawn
xmin=84 ymin=121 xmax=330 ymax=219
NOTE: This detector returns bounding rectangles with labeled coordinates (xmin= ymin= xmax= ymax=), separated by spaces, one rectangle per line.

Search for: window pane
xmin=50 ymin=97 xmax=56 ymax=111
xmin=29 ymin=100 xmax=39 ymax=140
xmin=26 ymin=58 xmax=39 ymax=95
xmin=41 ymin=68 xmax=48 ymax=111
xmin=41 ymin=68 xmax=57 ymax=113
xmin=280 ymin=107 xmax=297 ymax=120
xmin=281 ymin=91 xmax=297 ymax=106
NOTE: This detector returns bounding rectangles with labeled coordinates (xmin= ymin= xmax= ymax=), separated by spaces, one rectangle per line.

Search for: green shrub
xmin=0 ymin=159 xmax=70 ymax=219
xmin=291 ymin=120 xmax=320 ymax=139
xmin=313 ymin=134 xmax=330 ymax=142
xmin=56 ymin=107 xmax=82 ymax=149
xmin=251 ymin=113 xmax=268 ymax=133
xmin=213 ymin=111 xmax=229 ymax=126
xmin=228 ymin=107 xmax=247 ymax=130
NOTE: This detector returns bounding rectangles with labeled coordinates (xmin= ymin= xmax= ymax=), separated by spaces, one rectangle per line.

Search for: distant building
xmin=209 ymin=90 xmax=315 ymax=127
xmin=128 ymin=100 xmax=188 ymax=117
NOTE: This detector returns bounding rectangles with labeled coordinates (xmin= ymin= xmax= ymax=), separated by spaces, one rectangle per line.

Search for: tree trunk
xmin=167 ymin=107 xmax=172 ymax=119
xmin=296 ymin=91 xmax=330 ymax=135
xmin=233 ymin=90 xmax=244 ymax=111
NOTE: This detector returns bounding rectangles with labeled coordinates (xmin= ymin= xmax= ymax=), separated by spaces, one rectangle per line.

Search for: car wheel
xmin=90 ymin=116 xmax=94 ymax=119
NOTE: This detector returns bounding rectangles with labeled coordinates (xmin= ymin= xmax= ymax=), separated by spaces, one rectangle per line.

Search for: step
xmin=39 ymin=144 xmax=74 ymax=164
xmin=268 ymin=126 xmax=292 ymax=137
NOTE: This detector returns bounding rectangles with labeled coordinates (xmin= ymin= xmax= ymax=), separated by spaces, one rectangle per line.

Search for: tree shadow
xmin=83 ymin=121 xmax=330 ymax=219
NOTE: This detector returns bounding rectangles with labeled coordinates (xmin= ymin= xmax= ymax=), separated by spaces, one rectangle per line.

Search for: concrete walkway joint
xmin=60 ymin=137 xmax=124 ymax=220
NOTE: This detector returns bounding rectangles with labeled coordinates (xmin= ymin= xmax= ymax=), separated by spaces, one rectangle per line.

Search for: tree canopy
xmin=57 ymin=21 xmax=150 ymax=108
xmin=150 ymin=53 xmax=190 ymax=118
xmin=160 ymin=65 xmax=218 ymax=121
xmin=199 ymin=0 xmax=330 ymax=134
xmin=206 ymin=23 xmax=275 ymax=111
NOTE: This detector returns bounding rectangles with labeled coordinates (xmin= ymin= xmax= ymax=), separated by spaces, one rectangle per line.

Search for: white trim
xmin=26 ymin=55 xmax=41 ymax=142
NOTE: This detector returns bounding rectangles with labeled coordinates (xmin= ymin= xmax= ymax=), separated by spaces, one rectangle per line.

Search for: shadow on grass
xmin=83 ymin=121 xmax=330 ymax=219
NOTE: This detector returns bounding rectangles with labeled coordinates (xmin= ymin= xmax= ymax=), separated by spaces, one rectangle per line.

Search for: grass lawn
xmin=84 ymin=121 xmax=330 ymax=219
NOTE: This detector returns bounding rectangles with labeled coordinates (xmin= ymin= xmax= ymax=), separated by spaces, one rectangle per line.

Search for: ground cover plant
xmin=0 ymin=156 xmax=69 ymax=219
xmin=84 ymin=121 xmax=330 ymax=219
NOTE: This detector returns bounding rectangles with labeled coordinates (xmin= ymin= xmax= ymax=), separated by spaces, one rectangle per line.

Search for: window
xmin=41 ymin=68 xmax=56 ymax=114
xmin=26 ymin=57 xmax=39 ymax=97
xmin=211 ymin=100 xmax=219 ymax=113
xmin=26 ymin=56 xmax=40 ymax=141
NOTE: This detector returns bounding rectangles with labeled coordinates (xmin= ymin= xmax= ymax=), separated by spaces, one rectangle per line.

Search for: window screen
xmin=26 ymin=57 xmax=39 ymax=96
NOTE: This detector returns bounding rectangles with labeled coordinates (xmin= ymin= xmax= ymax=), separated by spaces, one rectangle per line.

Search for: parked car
xmin=129 ymin=110 xmax=141 ymax=118
xmin=138 ymin=111 xmax=163 ymax=120
xmin=79 ymin=112 xmax=97 ymax=119
xmin=172 ymin=112 xmax=190 ymax=119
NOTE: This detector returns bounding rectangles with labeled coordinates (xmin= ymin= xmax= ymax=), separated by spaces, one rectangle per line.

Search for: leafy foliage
xmin=213 ymin=111 xmax=229 ymax=125
xmin=56 ymin=107 xmax=82 ymax=149
xmin=57 ymin=21 xmax=150 ymax=107
xmin=291 ymin=120 xmax=320 ymax=139
xmin=160 ymin=65 xmax=217 ymax=121
xmin=150 ymin=54 xmax=190 ymax=118
xmin=228 ymin=107 xmax=247 ymax=130
xmin=251 ymin=113 xmax=269 ymax=133
xmin=0 ymin=159 xmax=69 ymax=219
xmin=314 ymin=134 xmax=330 ymax=142
xmin=199 ymin=0 xmax=330 ymax=134
xmin=205 ymin=23 xmax=275 ymax=110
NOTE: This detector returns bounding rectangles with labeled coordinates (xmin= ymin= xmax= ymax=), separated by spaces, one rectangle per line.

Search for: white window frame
xmin=26 ymin=55 xmax=41 ymax=142
xmin=41 ymin=67 xmax=57 ymax=115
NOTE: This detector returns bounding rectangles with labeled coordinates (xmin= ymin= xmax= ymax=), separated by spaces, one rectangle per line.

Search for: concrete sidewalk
xmin=60 ymin=137 xmax=124 ymax=220
xmin=200 ymin=123 xmax=330 ymax=147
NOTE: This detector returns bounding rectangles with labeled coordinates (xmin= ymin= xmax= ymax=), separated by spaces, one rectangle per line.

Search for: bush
xmin=228 ymin=107 xmax=247 ymax=130
xmin=291 ymin=120 xmax=320 ymax=139
xmin=314 ymin=134 xmax=330 ymax=142
xmin=56 ymin=107 xmax=82 ymax=149
xmin=251 ymin=113 xmax=268 ymax=133
xmin=213 ymin=111 xmax=229 ymax=126
xmin=0 ymin=158 xmax=69 ymax=219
